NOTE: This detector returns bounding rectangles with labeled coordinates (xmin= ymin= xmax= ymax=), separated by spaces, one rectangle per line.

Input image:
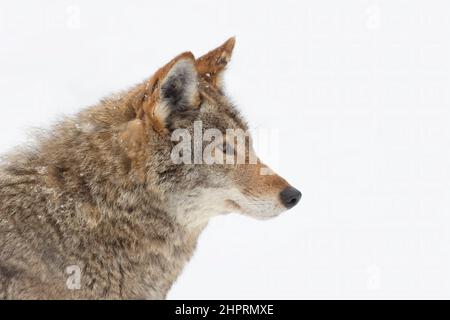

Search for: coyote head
xmin=124 ymin=38 xmax=301 ymax=225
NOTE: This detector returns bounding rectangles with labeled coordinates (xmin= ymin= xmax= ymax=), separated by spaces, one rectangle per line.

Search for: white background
xmin=1 ymin=0 xmax=449 ymax=299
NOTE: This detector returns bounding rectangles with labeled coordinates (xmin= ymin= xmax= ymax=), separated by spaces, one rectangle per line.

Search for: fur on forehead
xmin=198 ymin=81 xmax=249 ymax=132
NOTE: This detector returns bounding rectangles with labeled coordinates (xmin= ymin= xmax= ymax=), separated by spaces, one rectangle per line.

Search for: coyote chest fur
xmin=0 ymin=38 xmax=301 ymax=299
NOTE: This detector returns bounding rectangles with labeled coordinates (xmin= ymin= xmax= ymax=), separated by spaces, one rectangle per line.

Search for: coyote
xmin=0 ymin=38 xmax=301 ymax=299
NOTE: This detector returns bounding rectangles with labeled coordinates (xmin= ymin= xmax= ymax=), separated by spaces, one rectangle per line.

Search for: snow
xmin=0 ymin=0 xmax=450 ymax=300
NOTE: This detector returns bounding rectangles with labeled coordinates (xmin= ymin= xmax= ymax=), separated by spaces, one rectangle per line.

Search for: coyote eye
xmin=217 ymin=142 xmax=235 ymax=156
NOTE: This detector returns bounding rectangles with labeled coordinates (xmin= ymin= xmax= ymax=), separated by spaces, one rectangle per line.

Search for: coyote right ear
xmin=196 ymin=37 xmax=235 ymax=88
xmin=142 ymin=52 xmax=200 ymax=132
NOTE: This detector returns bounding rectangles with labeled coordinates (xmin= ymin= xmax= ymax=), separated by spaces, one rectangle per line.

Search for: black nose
xmin=280 ymin=186 xmax=302 ymax=209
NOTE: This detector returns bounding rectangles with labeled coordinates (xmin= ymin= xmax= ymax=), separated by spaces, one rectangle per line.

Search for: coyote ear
xmin=143 ymin=52 xmax=200 ymax=131
xmin=196 ymin=37 xmax=235 ymax=87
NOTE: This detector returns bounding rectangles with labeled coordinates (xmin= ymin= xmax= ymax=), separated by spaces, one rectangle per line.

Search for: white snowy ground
xmin=0 ymin=0 xmax=449 ymax=299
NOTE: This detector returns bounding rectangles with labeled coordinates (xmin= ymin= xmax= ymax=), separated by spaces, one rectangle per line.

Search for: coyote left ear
xmin=143 ymin=52 xmax=200 ymax=132
xmin=196 ymin=37 xmax=235 ymax=87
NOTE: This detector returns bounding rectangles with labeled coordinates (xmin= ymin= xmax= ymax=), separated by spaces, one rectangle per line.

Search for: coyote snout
xmin=219 ymin=161 xmax=301 ymax=220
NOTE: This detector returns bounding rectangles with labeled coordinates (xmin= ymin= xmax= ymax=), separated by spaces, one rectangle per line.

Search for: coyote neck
xmin=62 ymin=182 xmax=206 ymax=299
xmin=0 ymin=122 xmax=204 ymax=299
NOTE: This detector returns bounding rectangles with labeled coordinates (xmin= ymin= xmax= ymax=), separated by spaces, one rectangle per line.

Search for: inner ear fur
xmin=142 ymin=52 xmax=200 ymax=132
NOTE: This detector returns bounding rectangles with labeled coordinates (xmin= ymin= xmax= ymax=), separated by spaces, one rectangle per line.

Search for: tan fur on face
xmin=235 ymin=162 xmax=289 ymax=198
xmin=222 ymin=162 xmax=290 ymax=219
